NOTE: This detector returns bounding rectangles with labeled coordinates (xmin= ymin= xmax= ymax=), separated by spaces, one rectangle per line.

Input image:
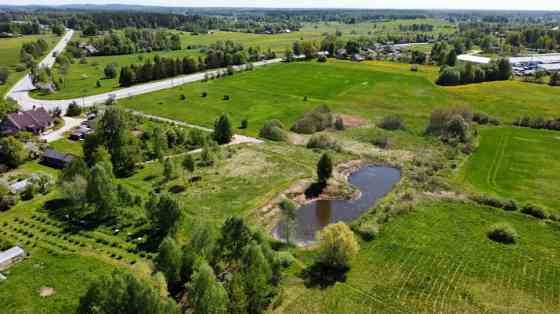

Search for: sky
xmin=1 ymin=0 xmax=560 ymax=11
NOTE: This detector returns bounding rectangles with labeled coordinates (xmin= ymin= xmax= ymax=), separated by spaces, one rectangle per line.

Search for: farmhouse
xmin=0 ymin=246 xmax=26 ymax=271
xmin=40 ymin=149 xmax=76 ymax=169
xmin=0 ymin=108 xmax=54 ymax=135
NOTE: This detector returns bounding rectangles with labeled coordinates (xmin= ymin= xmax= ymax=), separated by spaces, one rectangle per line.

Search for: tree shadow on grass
xmin=301 ymin=262 xmax=349 ymax=289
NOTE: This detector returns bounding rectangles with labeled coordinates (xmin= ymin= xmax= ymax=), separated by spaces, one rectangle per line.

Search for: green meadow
xmin=119 ymin=60 xmax=560 ymax=136
xmin=281 ymin=200 xmax=560 ymax=313
xmin=459 ymin=127 xmax=560 ymax=212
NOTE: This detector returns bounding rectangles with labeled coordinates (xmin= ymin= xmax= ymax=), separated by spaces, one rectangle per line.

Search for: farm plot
xmin=281 ymin=200 xmax=560 ymax=313
xmin=460 ymin=127 xmax=560 ymax=212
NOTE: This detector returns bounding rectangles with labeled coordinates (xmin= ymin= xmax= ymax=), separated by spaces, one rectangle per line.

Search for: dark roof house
xmin=40 ymin=149 xmax=76 ymax=169
xmin=0 ymin=108 xmax=54 ymax=135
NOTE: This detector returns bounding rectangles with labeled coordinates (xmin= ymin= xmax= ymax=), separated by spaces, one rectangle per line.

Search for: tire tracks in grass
xmin=486 ymin=130 xmax=510 ymax=191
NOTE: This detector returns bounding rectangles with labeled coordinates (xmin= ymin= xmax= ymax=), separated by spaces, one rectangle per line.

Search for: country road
xmin=5 ymin=29 xmax=282 ymax=112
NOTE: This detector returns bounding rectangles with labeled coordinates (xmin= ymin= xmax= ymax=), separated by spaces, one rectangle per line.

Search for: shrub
xmin=240 ymin=119 xmax=248 ymax=129
xmin=487 ymin=223 xmax=518 ymax=244
xmin=291 ymin=105 xmax=335 ymax=134
xmin=306 ymin=134 xmax=340 ymax=151
xmin=426 ymin=106 xmax=473 ymax=136
xmin=201 ymin=92 xmax=207 ymax=97
xmin=66 ymin=102 xmax=82 ymax=117
xmin=356 ymin=223 xmax=379 ymax=241
xmin=371 ymin=135 xmax=390 ymax=149
xmin=277 ymin=251 xmax=296 ymax=267
xmin=104 ymin=63 xmax=117 ymax=79
xmin=260 ymin=120 xmax=287 ymax=141
xmin=378 ymin=115 xmax=405 ymax=130
xmin=15 ymin=63 xmax=27 ymax=72
xmin=472 ymin=194 xmax=517 ymax=211
xmin=180 ymin=94 xmax=186 ymax=100
xmin=317 ymin=55 xmax=327 ymax=63
xmin=334 ymin=116 xmax=345 ymax=130
xmin=316 ymin=222 xmax=359 ymax=268
xmin=279 ymin=198 xmax=297 ymax=211
xmin=520 ymin=204 xmax=549 ymax=220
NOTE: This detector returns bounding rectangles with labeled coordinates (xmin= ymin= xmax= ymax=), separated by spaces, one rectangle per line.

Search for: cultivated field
xmin=460 ymin=127 xmax=560 ymax=212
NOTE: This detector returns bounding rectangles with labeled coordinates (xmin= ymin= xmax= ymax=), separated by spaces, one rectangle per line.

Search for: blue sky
xmin=2 ymin=0 xmax=560 ymax=11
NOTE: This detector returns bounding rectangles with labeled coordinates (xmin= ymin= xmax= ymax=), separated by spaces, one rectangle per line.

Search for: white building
xmin=0 ymin=246 xmax=26 ymax=271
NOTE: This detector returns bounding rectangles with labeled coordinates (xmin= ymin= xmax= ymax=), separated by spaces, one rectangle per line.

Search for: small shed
xmin=9 ymin=179 xmax=30 ymax=194
xmin=0 ymin=246 xmax=26 ymax=271
xmin=40 ymin=149 xmax=76 ymax=169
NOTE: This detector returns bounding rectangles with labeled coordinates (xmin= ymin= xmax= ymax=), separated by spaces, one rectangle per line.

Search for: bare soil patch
xmin=339 ymin=114 xmax=369 ymax=128
xmin=39 ymin=287 xmax=55 ymax=297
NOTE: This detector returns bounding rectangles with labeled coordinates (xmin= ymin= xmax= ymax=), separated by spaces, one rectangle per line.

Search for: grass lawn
xmin=458 ymin=126 xmax=560 ymax=211
xmin=48 ymin=139 xmax=84 ymax=157
xmin=281 ymin=200 xmax=560 ymax=313
xmin=0 ymin=34 xmax=59 ymax=97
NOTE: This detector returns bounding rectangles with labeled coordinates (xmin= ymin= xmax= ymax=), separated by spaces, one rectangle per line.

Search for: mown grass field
xmin=119 ymin=59 xmax=560 ymax=137
xmin=459 ymin=127 xmax=560 ymax=212
xmin=0 ymin=34 xmax=59 ymax=97
xmin=281 ymin=200 xmax=560 ymax=313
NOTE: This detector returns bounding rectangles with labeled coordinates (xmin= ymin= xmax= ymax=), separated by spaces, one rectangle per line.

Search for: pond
xmin=274 ymin=165 xmax=401 ymax=245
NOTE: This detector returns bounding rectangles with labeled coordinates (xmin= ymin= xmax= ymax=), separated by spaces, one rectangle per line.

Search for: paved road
xmin=6 ymin=29 xmax=282 ymax=112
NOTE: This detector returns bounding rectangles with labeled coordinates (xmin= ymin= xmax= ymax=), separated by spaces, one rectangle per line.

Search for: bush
xmin=317 ymin=55 xmax=327 ymax=63
xmin=66 ymin=102 xmax=82 ymax=117
xmin=316 ymin=223 xmax=359 ymax=268
xmin=15 ymin=63 xmax=27 ymax=72
xmin=277 ymin=251 xmax=296 ymax=267
xmin=104 ymin=63 xmax=117 ymax=79
xmin=487 ymin=223 xmax=518 ymax=244
xmin=472 ymin=195 xmax=517 ymax=211
xmin=306 ymin=134 xmax=340 ymax=151
xmin=371 ymin=135 xmax=390 ymax=149
xmin=334 ymin=116 xmax=345 ymax=130
xmin=356 ymin=223 xmax=379 ymax=241
xmin=291 ymin=105 xmax=335 ymax=134
xmin=378 ymin=115 xmax=405 ymax=130
xmin=240 ymin=119 xmax=248 ymax=129
xmin=260 ymin=120 xmax=287 ymax=141
xmin=520 ymin=204 xmax=549 ymax=220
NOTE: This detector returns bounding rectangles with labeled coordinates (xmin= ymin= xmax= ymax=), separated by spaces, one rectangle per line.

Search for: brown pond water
xmin=274 ymin=165 xmax=401 ymax=245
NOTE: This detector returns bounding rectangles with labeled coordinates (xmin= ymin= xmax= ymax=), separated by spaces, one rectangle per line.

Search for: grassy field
xmin=281 ymin=200 xmax=560 ymax=313
xmin=0 ymin=34 xmax=59 ymax=97
xmin=119 ymin=60 xmax=560 ymax=137
xmin=459 ymin=127 xmax=560 ymax=212
xmin=0 ymin=249 xmax=114 ymax=314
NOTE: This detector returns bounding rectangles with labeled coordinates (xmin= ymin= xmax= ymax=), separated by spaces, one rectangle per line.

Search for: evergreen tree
xmin=188 ymin=261 xmax=229 ymax=314
xmin=213 ymin=114 xmax=233 ymax=145
xmin=147 ymin=193 xmax=183 ymax=238
xmin=445 ymin=50 xmax=457 ymax=67
xmin=228 ymin=272 xmax=248 ymax=314
xmin=317 ymin=153 xmax=333 ymax=185
xmin=87 ymin=164 xmax=117 ymax=220
xmin=156 ymin=237 xmax=183 ymax=290
xmin=163 ymin=158 xmax=177 ymax=181
xmin=242 ymin=243 xmax=272 ymax=313
xmin=217 ymin=216 xmax=252 ymax=261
